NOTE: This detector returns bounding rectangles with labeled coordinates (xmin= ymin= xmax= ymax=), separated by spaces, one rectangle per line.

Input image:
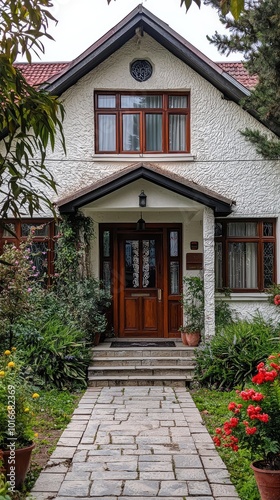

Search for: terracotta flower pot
xmin=251 ymin=460 xmax=280 ymax=500
xmin=181 ymin=331 xmax=200 ymax=347
xmin=2 ymin=442 xmax=35 ymax=490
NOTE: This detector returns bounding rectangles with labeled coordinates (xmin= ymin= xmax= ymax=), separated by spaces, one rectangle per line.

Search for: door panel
xmin=119 ymin=235 xmax=163 ymax=337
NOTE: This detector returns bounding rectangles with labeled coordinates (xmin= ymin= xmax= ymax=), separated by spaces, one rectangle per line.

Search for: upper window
xmin=95 ymin=92 xmax=190 ymax=154
xmin=215 ymin=219 xmax=276 ymax=292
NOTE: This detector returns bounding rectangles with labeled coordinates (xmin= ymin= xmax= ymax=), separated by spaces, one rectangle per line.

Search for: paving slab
xmin=30 ymin=386 xmax=241 ymax=500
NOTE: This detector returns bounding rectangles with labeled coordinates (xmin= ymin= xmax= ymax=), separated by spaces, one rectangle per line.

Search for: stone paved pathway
xmin=29 ymin=386 xmax=240 ymax=500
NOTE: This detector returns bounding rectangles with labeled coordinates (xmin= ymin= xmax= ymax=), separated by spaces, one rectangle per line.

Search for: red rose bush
xmin=213 ymin=354 xmax=280 ymax=470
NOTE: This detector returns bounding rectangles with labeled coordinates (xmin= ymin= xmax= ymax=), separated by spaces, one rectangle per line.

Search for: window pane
xmin=215 ymin=242 xmax=223 ymax=289
xmin=121 ymin=95 xmax=162 ymax=108
xmin=122 ymin=114 xmax=140 ymax=151
xmin=2 ymin=223 xmax=16 ymax=237
xmin=98 ymin=115 xmax=116 ymax=151
xmin=97 ymin=95 xmax=116 ymax=108
xmin=263 ymin=222 xmax=273 ymax=237
xmin=21 ymin=223 xmax=48 ymax=237
xmin=103 ymin=261 xmax=111 ymax=291
xmin=103 ymin=231 xmax=110 ymax=257
xmin=146 ymin=114 xmax=162 ymax=151
xmin=30 ymin=241 xmax=48 ymax=278
xmin=228 ymin=242 xmax=257 ymax=288
xmin=170 ymin=262 xmax=179 ymax=294
xmin=215 ymin=223 xmax=223 ymax=237
xmin=125 ymin=240 xmax=139 ymax=288
xmin=169 ymin=115 xmax=186 ymax=151
xmin=142 ymin=240 xmax=156 ymax=288
xmin=227 ymin=222 xmax=257 ymax=237
xmin=170 ymin=231 xmax=178 ymax=257
xmin=263 ymin=242 xmax=274 ymax=288
xmin=168 ymin=96 xmax=188 ymax=108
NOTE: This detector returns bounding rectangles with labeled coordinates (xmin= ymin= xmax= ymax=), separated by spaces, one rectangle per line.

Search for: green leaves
xmin=0 ymin=0 xmax=65 ymax=219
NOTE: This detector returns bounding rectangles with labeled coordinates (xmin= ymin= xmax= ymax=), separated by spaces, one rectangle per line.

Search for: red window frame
xmin=215 ymin=219 xmax=276 ymax=292
xmin=94 ymin=91 xmax=190 ymax=154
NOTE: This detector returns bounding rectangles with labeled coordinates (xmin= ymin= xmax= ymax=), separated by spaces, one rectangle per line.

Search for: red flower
xmin=273 ymin=294 xmax=280 ymax=305
xmin=245 ymin=426 xmax=257 ymax=435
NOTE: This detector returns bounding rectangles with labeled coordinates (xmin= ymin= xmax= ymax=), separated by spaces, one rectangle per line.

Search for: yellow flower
xmin=32 ymin=393 xmax=39 ymax=399
xmin=24 ymin=408 xmax=30 ymax=413
xmin=7 ymin=405 xmax=13 ymax=411
xmin=4 ymin=350 xmax=11 ymax=355
xmin=7 ymin=361 xmax=15 ymax=368
xmin=11 ymin=347 xmax=16 ymax=351
xmin=0 ymin=371 xmax=5 ymax=377
xmin=34 ymin=432 xmax=38 ymax=438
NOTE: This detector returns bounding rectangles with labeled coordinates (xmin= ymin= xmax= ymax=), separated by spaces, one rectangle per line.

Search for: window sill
xmin=215 ymin=292 xmax=268 ymax=302
xmin=92 ymin=154 xmax=196 ymax=162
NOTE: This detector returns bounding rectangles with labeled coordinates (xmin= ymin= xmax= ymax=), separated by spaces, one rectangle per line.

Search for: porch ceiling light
xmin=139 ymin=190 xmax=147 ymax=207
xmin=136 ymin=213 xmax=146 ymax=231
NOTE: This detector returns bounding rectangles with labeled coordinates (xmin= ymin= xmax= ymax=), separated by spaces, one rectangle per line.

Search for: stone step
xmin=88 ymin=375 xmax=191 ymax=387
xmin=91 ymin=356 xmax=196 ymax=367
xmin=91 ymin=347 xmax=196 ymax=359
xmin=88 ymin=365 xmax=195 ymax=377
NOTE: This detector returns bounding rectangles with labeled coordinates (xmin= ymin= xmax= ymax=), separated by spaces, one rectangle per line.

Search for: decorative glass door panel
xmin=119 ymin=235 xmax=163 ymax=337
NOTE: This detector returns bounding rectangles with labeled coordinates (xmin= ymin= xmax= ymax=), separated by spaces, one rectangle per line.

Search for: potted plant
xmin=213 ymin=354 xmax=280 ymax=500
xmin=179 ymin=276 xmax=204 ymax=346
xmin=0 ymin=349 xmax=39 ymax=490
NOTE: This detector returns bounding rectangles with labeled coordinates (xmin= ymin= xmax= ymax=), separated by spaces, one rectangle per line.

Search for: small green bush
xmin=16 ymin=318 xmax=90 ymax=390
xmin=195 ymin=314 xmax=280 ymax=389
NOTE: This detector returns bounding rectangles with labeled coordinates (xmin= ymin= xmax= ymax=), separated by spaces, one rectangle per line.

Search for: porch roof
xmin=57 ymin=163 xmax=234 ymax=216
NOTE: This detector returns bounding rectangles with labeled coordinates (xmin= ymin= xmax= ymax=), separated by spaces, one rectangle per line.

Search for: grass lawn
xmin=17 ymin=389 xmax=83 ymax=499
xmin=192 ymin=388 xmax=260 ymax=500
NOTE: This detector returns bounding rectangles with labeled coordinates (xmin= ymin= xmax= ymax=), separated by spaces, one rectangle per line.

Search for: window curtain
xmin=146 ymin=114 xmax=162 ymax=151
xmin=169 ymin=115 xmax=186 ymax=151
xmin=228 ymin=223 xmax=258 ymax=288
xmin=98 ymin=115 xmax=116 ymax=151
xmin=122 ymin=115 xmax=140 ymax=151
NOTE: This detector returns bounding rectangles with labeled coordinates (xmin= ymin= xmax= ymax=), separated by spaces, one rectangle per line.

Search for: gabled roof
xmin=57 ymin=163 xmax=234 ymax=216
xmin=41 ymin=4 xmax=251 ymax=105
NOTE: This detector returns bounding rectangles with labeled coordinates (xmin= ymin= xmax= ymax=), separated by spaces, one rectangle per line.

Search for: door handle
xmin=157 ymin=289 xmax=162 ymax=302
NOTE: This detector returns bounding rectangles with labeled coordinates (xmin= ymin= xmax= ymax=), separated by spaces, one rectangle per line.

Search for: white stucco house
xmin=5 ymin=5 xmax=280 ymax=338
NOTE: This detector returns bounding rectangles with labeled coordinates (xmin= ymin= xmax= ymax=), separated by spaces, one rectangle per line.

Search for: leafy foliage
xmin=15 ymin=318 xmax=90 ymax=390
xmin=180 ymin=276 xmax=204 ymax=334
xmin=195 ymin=314 xmax=280 ymax=389
xmin=55 ymin=214 xmax=111 ymax=342
xmin=205 ymin=0 xmax=280 ymax=158
xmin=0 ymin=233 xmax=43 ymax=349
xmin=0 ymin=0 xmax=65 ymax=219
xmin=0 ymin=349 xmax=39 ymax=449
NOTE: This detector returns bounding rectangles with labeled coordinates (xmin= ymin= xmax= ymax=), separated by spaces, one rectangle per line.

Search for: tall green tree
xmin=205 ymin=0 xmax=280 ymax=158
xmin=0 ymin=0 xmax=65 ymax=220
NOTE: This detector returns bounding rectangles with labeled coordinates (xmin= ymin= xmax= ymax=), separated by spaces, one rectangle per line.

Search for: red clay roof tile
xmin=15 ymin=62 xmax=69 ymax=86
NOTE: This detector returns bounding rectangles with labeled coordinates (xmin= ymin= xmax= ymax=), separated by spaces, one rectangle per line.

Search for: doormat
xmin=110 ymin=341 xmax=176 ymax=348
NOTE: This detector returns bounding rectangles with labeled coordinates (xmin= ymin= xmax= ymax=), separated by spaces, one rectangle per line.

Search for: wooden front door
xmin=100 ymin=223 xmax=182 ymax=338
xmin=118 ymin=234 xmax=163 ymax=337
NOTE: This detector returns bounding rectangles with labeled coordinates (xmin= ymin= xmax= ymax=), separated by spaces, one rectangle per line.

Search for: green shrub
xmin=15 ymin=318 xmax=90 ymax=390
xmin=195 ymin=314 xmax=280 ymax=389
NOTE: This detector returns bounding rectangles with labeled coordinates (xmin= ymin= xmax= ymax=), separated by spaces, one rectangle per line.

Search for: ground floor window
xmin=0 ymin=219 xmax=55 ymax=283
xmin=215 ymin=219 xmax=276 ymax=292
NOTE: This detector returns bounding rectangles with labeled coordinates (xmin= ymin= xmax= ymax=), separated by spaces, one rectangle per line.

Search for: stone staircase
xmin=88 ymin=338 xmax=196 ymax=387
